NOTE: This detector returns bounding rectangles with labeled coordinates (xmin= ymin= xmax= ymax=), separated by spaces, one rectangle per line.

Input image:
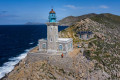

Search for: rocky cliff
xmin=59 ymin=13 xmax=120 ymax=79
xmin=2 ymin=13 xmax=120 ymax=80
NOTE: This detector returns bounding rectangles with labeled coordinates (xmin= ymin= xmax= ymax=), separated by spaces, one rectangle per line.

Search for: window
xmin=68 ymin=44 xmax=71 ymax=50
xmin=59 ymin=44 xmax=63 ymax=51
xmin=50 ymin=38 xmax=53 ymax=42
xmin=80 ymin=34 xmax=81 ymax=38
xmin=51 ymin=27 xmax=52 ymax=31
xmin=87 ymin=34 xmax=89 ymax=38
xmin=71 ymin=43 xmax=72 ymax=48
xmin=56 ymin=35 xmax=58 ymax=39
xmin=42 ymin=43 xmax=46 ymax=49
xmin=69 ymin=44 xmax=71 ymax=49
xmin=68 ymin=44 xmax=69 ymax=49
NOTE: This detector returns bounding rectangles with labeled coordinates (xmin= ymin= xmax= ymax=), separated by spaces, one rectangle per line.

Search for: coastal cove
xmin=0 ymin=25 xmax=68 ymax=79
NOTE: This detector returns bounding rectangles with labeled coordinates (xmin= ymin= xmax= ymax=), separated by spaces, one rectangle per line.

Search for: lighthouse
xmin=46 ymin=9 xmax=59 ymax=53
xmin=38 ymin=9 xmax=73 ymax=54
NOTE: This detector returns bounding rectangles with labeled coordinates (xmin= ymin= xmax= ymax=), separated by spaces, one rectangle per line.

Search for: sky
xmin=0 ymin=0 xmax=120 ymax=25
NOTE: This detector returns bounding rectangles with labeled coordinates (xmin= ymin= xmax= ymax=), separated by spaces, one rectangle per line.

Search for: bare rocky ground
xmin=2 ymin=13 xmax=120 ymax=80
xmin=2 ymin=46 xmax=110 ymax=80
xmin=59 ymin=17 xmax=120 ymax=79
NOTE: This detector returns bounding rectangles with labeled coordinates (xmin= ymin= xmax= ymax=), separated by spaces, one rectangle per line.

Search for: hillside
xmin=59 ymin=13 xmax=120 ymax=79
xmin=59 ymin=13 xmax=120 ymax=26
xmin=2 ymin=13 xmax=120 ymax=80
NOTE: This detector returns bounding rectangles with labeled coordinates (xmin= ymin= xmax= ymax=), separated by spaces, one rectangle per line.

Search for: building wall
xmin=79 ymin=34 xmax=94 ymax=40
xmin=39 ymin=40 xmax=73 ymax=54
xmin=47 ymin=23 xmax=58 ymax=53
xmin=56 ymin=40 xmax=73 ymax=54
xmin=57 ymin=42 xmax=66 ymax=53
xmin=83 ymin=34 xmax=88 ymax=40
xmin=67 ymin=41 xmax=73 ymax=52
xmin=39 ymin=40 xmax=47 ymax=52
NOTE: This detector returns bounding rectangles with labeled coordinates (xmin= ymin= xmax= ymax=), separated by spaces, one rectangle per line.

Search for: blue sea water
xmin=0 ymin=25 xmax=68 ymax=79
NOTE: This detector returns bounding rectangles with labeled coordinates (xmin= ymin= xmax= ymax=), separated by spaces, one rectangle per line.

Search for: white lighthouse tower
xmin=46 ymin=9 xmax=58 ymax=53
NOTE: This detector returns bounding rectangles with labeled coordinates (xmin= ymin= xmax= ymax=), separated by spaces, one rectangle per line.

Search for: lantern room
xmin=49 ymin=9 xmax=56 ymax=22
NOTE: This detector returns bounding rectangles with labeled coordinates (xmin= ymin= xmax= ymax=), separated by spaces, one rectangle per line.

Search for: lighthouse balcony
xmin=46 ymin=22 xmax=59 ymax=26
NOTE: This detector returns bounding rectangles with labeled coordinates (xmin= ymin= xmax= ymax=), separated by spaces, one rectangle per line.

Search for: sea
xmin=0 ymin=25 xmax=68 ymax=79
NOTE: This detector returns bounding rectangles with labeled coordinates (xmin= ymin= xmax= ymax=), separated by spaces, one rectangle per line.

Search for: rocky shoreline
xmin=2 ymin=13 xmax=120 ymax=79
xmin=1 ymin=45 xmax=109 ymax=80
xmin=1 ymin=56 xmax=26 ymax=80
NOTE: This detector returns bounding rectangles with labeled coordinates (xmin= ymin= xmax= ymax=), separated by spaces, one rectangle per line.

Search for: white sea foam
xmin=0 ymin=48 xmax=33 ymax=79
xmin=29 ymin=42 xmax=34 ymax=45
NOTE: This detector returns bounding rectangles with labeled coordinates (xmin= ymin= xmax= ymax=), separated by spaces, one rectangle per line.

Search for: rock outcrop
xmin=2 ymin=52 xmax=97 ymax=80
xmin=2 ymin=13 xmax=120 ymax=80
xmin=59 ymin=15 xmax=120 ymax=79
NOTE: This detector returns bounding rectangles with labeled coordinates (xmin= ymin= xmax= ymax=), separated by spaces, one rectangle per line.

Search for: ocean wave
xmin=0 ymin=48 xmax=33 ymax=79
xmin=29 ymin=42 xmax=34 ymax=45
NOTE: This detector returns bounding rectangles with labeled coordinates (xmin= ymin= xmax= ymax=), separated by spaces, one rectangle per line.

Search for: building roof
xmin=39 ymin=38 xmax=47 ymax=42
xmin=57 ymin=38 xmax=72 ymax=43
xmin=49 ymin=9 xmax=56 ymax=14
xmin=58 ymin=38 xmax=70 ymax=41
xmin=78 ymin=31 xmax=93 ymax=35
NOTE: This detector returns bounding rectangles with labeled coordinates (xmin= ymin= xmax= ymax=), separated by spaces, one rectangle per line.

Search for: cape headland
xmin=1 ymin=12 xmax=120 ymax=80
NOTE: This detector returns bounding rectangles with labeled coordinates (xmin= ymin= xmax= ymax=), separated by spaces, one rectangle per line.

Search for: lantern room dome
xmin=49 ymin=9 xmax=56 ymax=14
